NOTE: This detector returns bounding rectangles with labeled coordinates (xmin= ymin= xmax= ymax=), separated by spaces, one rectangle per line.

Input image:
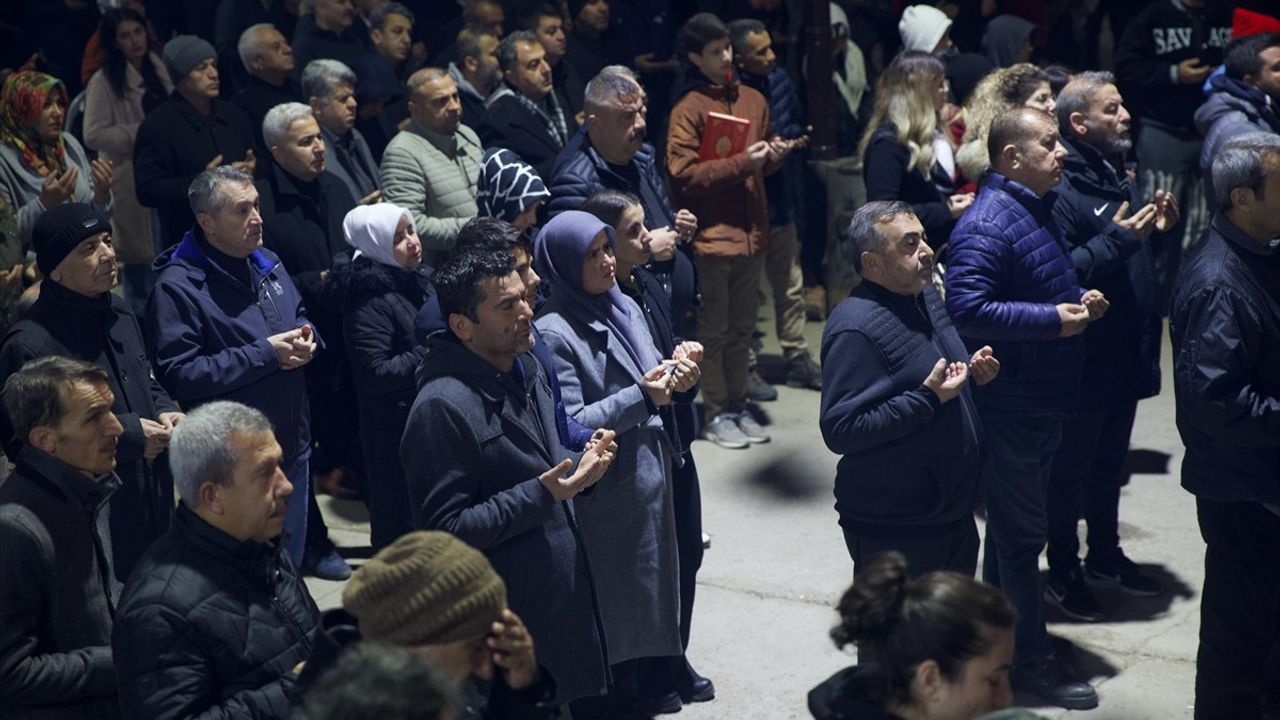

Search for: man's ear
xmin=197 ymin=481 xmax=223 ymax=513
xmin=1001 ymin=143 xmax=1021 ymax=170
xmin=463 ymin=55 xmax=479 ymax=74
xmin=28 ymin=425 xmax=57 ymax=454
xmin=859 ymin=251 xmax=880 ymax=279
xmin=1232 ymin=186 xmax=1256 ymax=212
xmin=196 ymin=211 xmax=217 ymax=236
xmin=1069 ymin=111 xmax=1088 ymax=138
xmin=449 ymin=312 xmax=473 ymax=342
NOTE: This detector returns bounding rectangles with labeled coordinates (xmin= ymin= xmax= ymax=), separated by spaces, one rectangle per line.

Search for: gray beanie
xmin=163 ymin=35 xmax=216 ymax=81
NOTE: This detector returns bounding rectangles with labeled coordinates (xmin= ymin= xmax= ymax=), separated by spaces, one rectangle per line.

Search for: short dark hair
xmin=496 ymin=30 xmax=539 ymax=73
xmin=369 ymin=2 xmax=414 ymax=32
xmin=676 ymin=12 xmax=729 ymax=58
xmin=830 ymin=551 xmax=1016 ymax=708
xmin=301 ymin=643 xmax=458 ymax=720
xmin=580 ymin=190 xmax=641 ymax=229
xmin=519 ymin=3 xmax=562 ymax=32
xmin=1224 ymin=32 xmax=1280 ymax=81
xmin=454 ymin=216 xmax=530 ymax=256
xmin=846 ymin=200 xmax=915 ymax=274
xmin=3 ymin=356 xmax=110 ymax=439
xmin=456 ymin=23 xmax=499 ymax=67
xmin=433 ymin=237 xmax=517 ymax=322
xmin=1040 ymin=63 xmax=1074 ymax=95
xmin=727 ymin=18 xmax=767 ymax=57
xmin=987 ymin=106 xmax=1054 ymax=167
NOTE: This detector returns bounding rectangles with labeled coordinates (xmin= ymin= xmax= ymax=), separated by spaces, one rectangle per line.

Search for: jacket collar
xmin=167 ymin=91 xmax=231 ymax=130
xmin=1212 ymin=212 xmax=1280 ymax=256
xmin=172 ymin=502 xmax=287 ymax=584
xmin=1059 ymin=135 xmax=1129 ymax=199
xmin=448 ymin=62 xmax=490 ymax=102
xmin=169 ymin=226 xmax=280 ymax=281
xmin=35 ymin=277 xmax=113 ymax=315
xmin=985 ymin=171 xmax=1059 ymax=219
xmin=14 ymin=443 xmax=120 ymax=517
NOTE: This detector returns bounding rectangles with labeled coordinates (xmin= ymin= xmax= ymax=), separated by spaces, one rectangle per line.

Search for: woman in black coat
xmin=328 ymin=202 xmax=430 ymax=550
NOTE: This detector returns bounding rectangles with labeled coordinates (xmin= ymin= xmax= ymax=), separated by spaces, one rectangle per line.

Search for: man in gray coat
xmin=381 ymin=67 xmax=483 ymax=266
xmin=402 ymin=241 xmax=616 ymax=706
xmin=304 ymin=59 xmax=381 ymax=206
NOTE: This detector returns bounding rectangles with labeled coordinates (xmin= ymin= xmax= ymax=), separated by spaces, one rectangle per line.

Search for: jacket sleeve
xmin=133 ymin=119 xmax=202 ymax=211
xmin=943 ymin=226 xmax=1064 ymax=341
xmin=545 ymin=160 xmax=595 ymax=219
xmin=82 ymin=73 xmax=137 ymax=159
xmin=665 ymin=102 xmax=755 ymax=199
xmin=0 ymin=519 xmax=116 ymax=707
xmin=145 ymin=281 xmax=282 ymax=403
xmin=818 ymin=329 xmax=941 ymax=455
xmin=379 ymin=143 xmax=465 ymax=252
xmin=1173 ymin=287 xmax=1280 ymax=447
xmin=1114 ymin=9 xmax=1175 ymax=91
xmin=114 ymin=603 xmax=294 ymax=720
xmin=538 ymin=324 xmax=654 ymax=434
xmin=403 ymin=395 xmax=560 ymax=549
xmin=1051 ymin=198 xmax=1143 ymax=286
xmin=863 ymin=135 xmax=951 ymax=232
xmin=344 ymin=299 xmax=425 ymax=399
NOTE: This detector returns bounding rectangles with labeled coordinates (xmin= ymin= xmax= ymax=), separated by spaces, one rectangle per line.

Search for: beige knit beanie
xmin=342 ymin=531 xmax=508 ymax=646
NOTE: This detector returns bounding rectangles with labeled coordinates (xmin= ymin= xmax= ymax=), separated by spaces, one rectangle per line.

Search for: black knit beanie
xmin=33 ymin=203 xmax=111 ymax=276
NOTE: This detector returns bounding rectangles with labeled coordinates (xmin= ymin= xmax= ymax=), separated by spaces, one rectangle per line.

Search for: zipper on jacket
xmin=271 ymin=588 xmax=314 ymax=654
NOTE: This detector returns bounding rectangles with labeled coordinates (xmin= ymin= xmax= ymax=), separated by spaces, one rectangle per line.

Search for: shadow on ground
xmin=1040 ymin=564 xmax=1196 ymax=625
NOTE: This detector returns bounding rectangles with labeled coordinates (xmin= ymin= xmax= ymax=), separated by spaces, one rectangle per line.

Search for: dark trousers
xmin=1046 ymin=402 xmax=1137 ymax=578
xmin=841 ymin=515 xmax=980 ymax=578
xmin=570 ymin=659 xmax=641 ymax=719
xmin=981 ymin=410 xmax=1063 ymax=665
xmin=1195 ymin=498 xmax=1280 ymax=719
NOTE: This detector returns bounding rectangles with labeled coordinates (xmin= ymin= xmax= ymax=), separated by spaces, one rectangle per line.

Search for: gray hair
xmin=170 ymin=401 xmax=274 ymax=508
xmin=237 ymin=23 xmax=278 ymax=71
xmin=369 ymin=1 xmax=414 ymax=31
xmin=302 ymin=58 xmax=357 ymax=103
xmin=727 ymin=18 xmax=767 ymax=57
xmin=3 ymin=356 xmax=110 ymax=440
xmin=496 ymin=30 xmax=539 ymax=73
xmin=1055 ymin=70 xmax=1115 ymax=134
xmin=188 ymin=166 xmax=254 ymax=217
xmin=846 ymin=200 xmax=916 ymax=274
xmin=584 ymin=65 xmax=641 ymax=113
xmin=1212 ymin=131 xmax=1280 ymax=209
xmin=262 ymin=102 xmax=316 ymax=148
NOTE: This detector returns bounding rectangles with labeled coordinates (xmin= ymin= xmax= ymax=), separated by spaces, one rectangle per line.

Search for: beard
xmin=1100 ymin=131 xmax=1133 ymax=157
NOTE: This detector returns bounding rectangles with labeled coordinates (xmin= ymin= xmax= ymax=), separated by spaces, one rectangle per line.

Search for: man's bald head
xmin=988 ymin=107 xmax=1066 ymax=197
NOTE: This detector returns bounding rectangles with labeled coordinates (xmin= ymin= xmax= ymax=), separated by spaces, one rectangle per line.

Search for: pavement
xmin=307 ymin=309 xmax=1202 ymax=720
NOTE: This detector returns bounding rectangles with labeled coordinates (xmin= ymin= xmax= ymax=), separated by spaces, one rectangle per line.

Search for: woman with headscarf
xmin=328 ymin=202 xmax=430 ymax=551
xmin=0 ymin=70 xmax=114 ymax=246
xmin=83 ymin=7 xmax=172 ymax=310
xmin=533 ymin=210 xmax=689 ymax=719
xmin=476 ymin=147 xmax=551 ymax=234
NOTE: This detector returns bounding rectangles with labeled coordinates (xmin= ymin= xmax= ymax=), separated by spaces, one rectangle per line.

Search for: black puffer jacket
xmin=863 ymin=124 xmax=956 ymax=248
xmin=546 ymin=129 xmax=676 ymax=232
xmin=112 ymin=504 xmax=318 ymax=720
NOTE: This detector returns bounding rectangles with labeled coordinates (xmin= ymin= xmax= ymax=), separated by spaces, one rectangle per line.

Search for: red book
xmin=698 ymin=112 xmax=751 ymax=161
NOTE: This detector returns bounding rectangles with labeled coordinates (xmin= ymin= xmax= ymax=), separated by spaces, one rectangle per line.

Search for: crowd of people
xmin=0 ymin=1 xmax=1277 ymax=719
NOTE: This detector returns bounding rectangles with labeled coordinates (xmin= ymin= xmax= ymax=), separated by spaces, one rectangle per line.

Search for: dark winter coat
xmin=1194 ymin=73 xmax=1280 ymax=184
xmin=547 ymin=129 xmax=676 ymax=231
xmin=1114 ymin=0 xmax=1231 ymax=131
xmin=621 ymin=266 xmax=700 ymax=451
xmin=402 ymin=334 xmax=608 ymax=704
xmin=820 ymin=282 xmax=982 ymax=534
xmin=1170 ymin=213 xmax=1280 ymax=505
xmin=290 ymin=14 xmax=371 ymax=82
xmin=328 ymin=256 xmax=430 ymax=549
xmin=740 ymin=65 xmax=806 ymax=227
xmin=230 ymin=75 xmax=302 ymax=172
xmin=0 ymin=280 xmax=180 ymax=581
xmin=863 ymin=124 xmax=956 ymax=248
xmin=1051 ymin=136 xmax=1161 ymax=410
xmin=133 ymin=94 xmax=255 ymax=246
xmin=0 ymin=446 xmax=121 ymax=720
xmin=145 ymin=230 xmax=314 ymax=465
xmin=480 ymin=91 xmax=577 ymax=180
xmin=113 ymin=503 xmax=318 ymax=720
xmin=808 ymin=666 xmax=907 ymax=720
xmin=944 ymin=172 xmax=1086 ymax=413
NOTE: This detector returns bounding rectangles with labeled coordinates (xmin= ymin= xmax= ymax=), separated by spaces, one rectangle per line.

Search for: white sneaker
xmin=703 ymin=414 xmax=750 ymax=449
xmin=734 ymin=412 xmax=771 ymax=443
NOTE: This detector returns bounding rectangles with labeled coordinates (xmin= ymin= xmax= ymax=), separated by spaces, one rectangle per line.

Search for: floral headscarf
xmin=0 ymin=71 xmax=68 ymax=176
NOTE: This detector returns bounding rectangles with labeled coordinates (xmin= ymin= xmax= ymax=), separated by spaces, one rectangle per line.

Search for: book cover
xmin=698 ymin=112 xmax=752 ymax=161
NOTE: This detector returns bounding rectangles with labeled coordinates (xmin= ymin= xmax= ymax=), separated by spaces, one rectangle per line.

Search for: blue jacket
xmin=944 ymin=173 xmax=1086 ymax=412
xmin=1170 ymin=213 xmax=1280 ymax=505
xmin=1194 ymin=73 xmax=1280 ymax=185
xmin=741 ymin=66 xmax=805 ymax=226
xmin=546 ymin=128 xmax=676 ymax=232
xmin=145 ymin=230 xmax=314 ymax=464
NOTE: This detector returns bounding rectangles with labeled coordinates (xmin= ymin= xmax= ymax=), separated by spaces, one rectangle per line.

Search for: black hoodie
xmin=808 ymin=667 xmax=906 ymax=720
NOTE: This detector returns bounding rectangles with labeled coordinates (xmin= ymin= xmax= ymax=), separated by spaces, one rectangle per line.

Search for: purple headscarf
xmin=535 ymin=211 xmax=651 ymax=375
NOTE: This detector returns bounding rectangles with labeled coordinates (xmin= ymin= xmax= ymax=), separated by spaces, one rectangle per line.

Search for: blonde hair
xmin=956 ymin=63 xmax=1051 ymax=181
xmin=858 ymin=50 xmax=947 ymax=178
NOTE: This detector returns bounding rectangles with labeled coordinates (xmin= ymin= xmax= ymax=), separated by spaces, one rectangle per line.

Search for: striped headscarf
xmin=0 ymin=71 xmax=68 ymax=176
xmin=476 ymin=148 xmax=550 ymax=224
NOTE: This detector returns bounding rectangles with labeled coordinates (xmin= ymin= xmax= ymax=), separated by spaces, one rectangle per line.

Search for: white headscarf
xmin=342 ymin=203 xmax=411 ymax=269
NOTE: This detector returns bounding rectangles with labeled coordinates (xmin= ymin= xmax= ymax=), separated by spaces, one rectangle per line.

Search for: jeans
xmin=282 ymin=457 xmax=310 ymax=568
xmin=1046 ymin=402 xmax=1137 ymax=578
xmin=981 ymin=410 xmax=1064 ymax=664
xmin=1195 ymin=498 xmax=1280 ymax=719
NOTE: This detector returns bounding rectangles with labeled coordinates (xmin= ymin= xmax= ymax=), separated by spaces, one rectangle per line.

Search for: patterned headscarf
xmin=0 ymin=71 xmax=68 ymax=176
xmin=476 ymin=148 xmax=550 ymax=224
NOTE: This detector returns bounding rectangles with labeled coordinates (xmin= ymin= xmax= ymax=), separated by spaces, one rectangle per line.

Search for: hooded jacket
xmin=402 ymin=335 xmax=608 ymax=704
xmin=145 ymin=230 xmax=314 ymax=465
xmin=807 ymin=666 xmax=907 ymax=720
xmin=666 ymin=69 xmax=778 ymax=258
xmin=448 ymin=62 xmax=494 ymax=132
xmin=981 ymin=14 xmax=1036 ymax=68
xmin=1194 ymin=73 xmax=1280 ymax=184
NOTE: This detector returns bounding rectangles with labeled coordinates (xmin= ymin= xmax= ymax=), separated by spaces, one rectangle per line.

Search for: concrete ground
xmin=308 ymin=310 xmax=1202 ymax=720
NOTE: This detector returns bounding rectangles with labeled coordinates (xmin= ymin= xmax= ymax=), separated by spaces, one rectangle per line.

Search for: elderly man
xmin=821 ymin=200 xmax=997 ymax=578
xmin=214 ymin=0 xmax=297 ymax=94
xmin=134 ymin=35 xmax=256 ymax=245
xmin=304 ymin=59 xmax=379 ymax=205
xmin=402 ymin=242 xmax=616 ymax=707
xmin=1043 ymin=73 xmax=1176 ymax=622
xmin=448 ymin=23 xmax=502 ymax=130
xmin=0 ymin=356 xmax=124 ymax=720
xmin=232 ymin=23 xmax=300 ymax=165
xmin=381 ymin=68 xmax=482 ymax=264
xmin=145 ymin=167 xmax=326 ymax=577
xmin=1171 ymin=132 xmax=1280 ymax=719
xmin=480 ymin=30 xmax=576 ymax=178
xmin=113 ymin=401 xmax=319 ymax=720
xmin=0 ymin=204 xmax=182 ymax=581
xmin=945 ymin=107 xmax=1107 ymax=710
